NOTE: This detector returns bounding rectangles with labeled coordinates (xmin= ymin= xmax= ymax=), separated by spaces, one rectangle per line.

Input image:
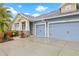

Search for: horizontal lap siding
xmin=32 ymin=15 xmax=79 ymax=41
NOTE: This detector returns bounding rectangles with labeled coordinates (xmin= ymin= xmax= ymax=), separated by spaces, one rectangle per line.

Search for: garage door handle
xmin=67 ymin=31 xmax=69 ymax=34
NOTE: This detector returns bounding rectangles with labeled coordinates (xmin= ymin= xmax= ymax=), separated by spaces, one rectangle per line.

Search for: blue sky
xmin=5 ymin=3 xmax=61 ymax=17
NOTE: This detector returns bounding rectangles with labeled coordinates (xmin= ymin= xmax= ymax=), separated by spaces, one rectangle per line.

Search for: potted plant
xmin=6 ymin=31 xmax=13 ymax=40
xmin=0 ymin=3 xmax=12 ymax=42
xmin=0 ymin=19 xmax=11 ymax=42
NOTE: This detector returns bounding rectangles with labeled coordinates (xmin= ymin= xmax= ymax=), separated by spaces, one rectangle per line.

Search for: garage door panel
xmin=36 ymin=24 xmax=45 ymax=37
xmin=49 ymin=23 xmax=67 ymax=39
xmin=49 ymin=22 xmax=79 ymax=40
xmin=66 ymin=23 xmax=79 ymax=40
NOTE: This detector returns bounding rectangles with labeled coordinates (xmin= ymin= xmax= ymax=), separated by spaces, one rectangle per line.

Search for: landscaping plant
xmin=0 ymin=3 xmax=12 ymax=42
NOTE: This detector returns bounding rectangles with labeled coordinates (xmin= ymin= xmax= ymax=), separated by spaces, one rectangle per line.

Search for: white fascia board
xmin=48 ymin=19 xmax=79 ymax=24
xmin=47 ymin=12 xmax=79 ymax=19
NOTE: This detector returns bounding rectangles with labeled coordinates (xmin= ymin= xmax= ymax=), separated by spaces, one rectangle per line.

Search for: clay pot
xmin=6 ymin=31 xmax=13 ymax=40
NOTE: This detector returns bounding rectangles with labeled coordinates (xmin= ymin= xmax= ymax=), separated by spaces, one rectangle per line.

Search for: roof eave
xmin=32 ymin=11 xmax=79 ymax=22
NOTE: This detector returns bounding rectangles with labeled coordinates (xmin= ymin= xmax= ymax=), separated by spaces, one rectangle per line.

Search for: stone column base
xmin=19 ymin=31 xmax=30 ymax=38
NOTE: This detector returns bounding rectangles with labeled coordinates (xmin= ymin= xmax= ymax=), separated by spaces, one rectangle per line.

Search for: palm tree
xmin=0 ymin=3 xmax=12 ymax=42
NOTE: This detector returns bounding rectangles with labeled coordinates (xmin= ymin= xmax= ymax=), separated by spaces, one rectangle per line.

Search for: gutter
xmin=32 ymin=11 xmax=79 ymax=22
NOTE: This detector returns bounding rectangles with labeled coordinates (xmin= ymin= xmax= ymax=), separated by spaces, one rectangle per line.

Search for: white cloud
xmin=8 ymin=7 xmax=17 ymax=15
xmin=35 ymin=5 xmax=48 ymax=12
xmin=32 ymin=13 xmax=40 ymax=17
xmin=10 ymin=7 xmax=14 ymax=10
xmin=18 ymin=5 xmax=22 ymax=8
xmin=24 ymin=13 xmax=30 ymax=15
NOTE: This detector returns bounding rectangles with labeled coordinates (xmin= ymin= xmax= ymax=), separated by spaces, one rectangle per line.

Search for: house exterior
xmin=12 ymin=3 xmax=79 ymax=41
xmin=12 ymin=13 xmax=34 ymax=36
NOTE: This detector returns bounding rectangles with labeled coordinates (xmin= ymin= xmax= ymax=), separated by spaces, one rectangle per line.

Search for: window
xmin=15 ymin=23 xmax=19 ymax=30
xmin=65 ymin=5 xmax=72 ymax=12
xmin=22 ymin=22 xmax=26 ymax=30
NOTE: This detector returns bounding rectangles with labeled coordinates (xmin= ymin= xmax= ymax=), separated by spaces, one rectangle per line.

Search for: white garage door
xmin=49 ymin=22 xmax=79 ymax=41
xmin=36 ymin=24 xmax=45 ymax=37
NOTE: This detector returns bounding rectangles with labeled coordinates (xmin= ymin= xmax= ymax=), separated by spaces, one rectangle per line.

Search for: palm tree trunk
xmin=0 ymin=32 xmax=4 ymax=42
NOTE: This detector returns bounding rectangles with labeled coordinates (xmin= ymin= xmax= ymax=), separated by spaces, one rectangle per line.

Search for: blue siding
xmin=32 ymin=15 xmax=79 ymax=41
xmin=49 ymin=22 xmax=79 ymax=41
xmin=36 ymin=24 xmax=45 ymax=37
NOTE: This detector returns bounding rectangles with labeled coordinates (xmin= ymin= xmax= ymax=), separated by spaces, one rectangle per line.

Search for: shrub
xmin=11 ymin=30 xmax=18 ymax=37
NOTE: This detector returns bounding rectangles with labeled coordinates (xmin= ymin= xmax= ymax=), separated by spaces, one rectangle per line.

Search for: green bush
xmin=11 ymin=30 xmax=18 ymax=37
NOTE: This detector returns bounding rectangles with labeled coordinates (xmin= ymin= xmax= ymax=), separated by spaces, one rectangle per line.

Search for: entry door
xmin=36 ymin=24 xmax=45 ymax=37
xmin=49 ymin=22 xmax=79 ymax=41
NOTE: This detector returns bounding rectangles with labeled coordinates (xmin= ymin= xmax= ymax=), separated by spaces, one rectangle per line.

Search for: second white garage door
xmin=49 ymin=22 xmax=79 ymax=41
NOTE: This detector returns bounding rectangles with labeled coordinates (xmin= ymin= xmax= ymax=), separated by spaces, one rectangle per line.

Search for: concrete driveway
xmin=0 ymin=36 xmax=79 ymax=56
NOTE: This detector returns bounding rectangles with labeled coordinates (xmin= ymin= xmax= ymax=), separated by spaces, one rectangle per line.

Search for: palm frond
xmin=0 ymin=3 xmax=12 ymax=32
